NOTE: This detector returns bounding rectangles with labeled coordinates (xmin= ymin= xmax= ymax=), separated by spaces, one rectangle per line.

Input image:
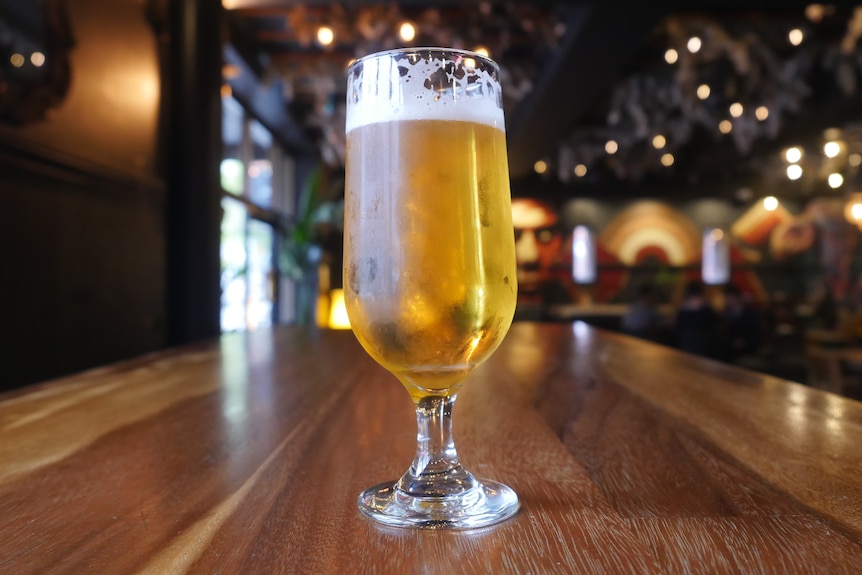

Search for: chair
xmin=805 ymin=345 xmax=844 ymax=394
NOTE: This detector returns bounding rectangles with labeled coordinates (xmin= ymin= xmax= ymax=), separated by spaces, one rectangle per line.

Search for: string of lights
xmin=542 ymin=6 xmax=862 ymax=192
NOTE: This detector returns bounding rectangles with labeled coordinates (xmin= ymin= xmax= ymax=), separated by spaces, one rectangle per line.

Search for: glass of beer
xmin=344 ymin=48 xmax=519 ymax=529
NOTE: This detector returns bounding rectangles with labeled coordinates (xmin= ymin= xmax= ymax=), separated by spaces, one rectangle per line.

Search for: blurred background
xmin=3 ymin=0 xmax=862 ymax=395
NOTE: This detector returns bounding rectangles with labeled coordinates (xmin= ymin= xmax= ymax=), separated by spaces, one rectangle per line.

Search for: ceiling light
xmin=755 ymin=106 xmax=769 ymax=121
xmin=849 ymin=153 xmax=862 ymax=167
xmin=687 ymin=36 xmax=702 ymax=53
xmin=316 ymin=26 xmax=335 ymax=46
xmin=789 ymin=28 xmax=804 ymax=46
xmin=652 ymin=134 xmax=666 ymax=149
xmin=398 ymin=22 xmax=416 ymax=43
xmin=805 ymin=4 xmax=825 ymax=23
xmin=664 ymin=49 xmax=678 ymax=64
xmin=785 ymin=147 xmax=802 ymax=163
xmin=30 ymin=52 xmax=46 ymax=67
xmin=824 ymin=141 xmax=841 ymax=158
xmin=828 ymin=173 xmax=844 ymax=188
xmin=763 ymin=196 xmax=779 ymax=211
xmin=787 ymin=165 xmax=803 ymax=180
xmin=473 ymin=45 xmax=490 ymax=57
xmin=605 ymin=140 xmax=618 ymax=154
xmin=661 ymin=153 xmax=674 ymax=166
xmin=719 ymin=120 xmax=732 ymax=134
xmin=729 ymin=103 xmax=743 ymax=118
xmin=10 ymin=53 xmax=24 ymax=68
xmin=534 ymin=160 xmax=548 ymax=174
xmin=574 ymin=164 xmax=587 ymax=177
xmin=696 ymin=84 xmax=710 ymax=99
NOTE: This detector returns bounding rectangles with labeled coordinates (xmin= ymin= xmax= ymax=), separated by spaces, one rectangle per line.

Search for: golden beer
xmin=344 ymin=118 xmax=516 ymax=401
xmin=347 ymin=48 xmax=519 ymax=529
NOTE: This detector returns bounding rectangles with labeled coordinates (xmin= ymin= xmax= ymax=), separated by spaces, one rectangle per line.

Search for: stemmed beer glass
xmin=344 ymin=48 xmax=518 ymax=529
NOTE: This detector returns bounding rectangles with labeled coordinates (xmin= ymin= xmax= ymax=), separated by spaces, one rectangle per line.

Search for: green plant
xmin=279 ymin=166 xmax=323 ymax=281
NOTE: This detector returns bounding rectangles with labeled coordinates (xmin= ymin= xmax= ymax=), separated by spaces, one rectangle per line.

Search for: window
xmin=219 ymin=94 xmax=295 ymax=332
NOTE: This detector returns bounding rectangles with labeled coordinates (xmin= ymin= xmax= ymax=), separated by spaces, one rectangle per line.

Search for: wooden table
xmin=2 ymin=322 xmax=861 ymax=573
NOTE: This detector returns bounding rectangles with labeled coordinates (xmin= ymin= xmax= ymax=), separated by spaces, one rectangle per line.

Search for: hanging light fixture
xmin=664 ymin=48 xmax=679 ymax=64
xmin=844 ymin=193 xmax=862 ymax=230
xmin=788 ymin=28 xmax=804 ymax=46
xmin=316 ymin=25 xmax=335 ymax=46
xmin=398 ymin=21 xmax=416 ymax=42
xmin=787 ymin=165 xmax=803 ymax=180
xmin=824 ymin=141 xmax=841 ymax=158
xmin=785 ymin=147 xmax=803 ymax=163
xmin=763 ymin=196 xmax=779 ymax=211
xmin=687 ymin=36 xmax=702 ymax=53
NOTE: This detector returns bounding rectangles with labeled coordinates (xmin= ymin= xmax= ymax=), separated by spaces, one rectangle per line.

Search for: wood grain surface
xmin=1 ymin=322 xmax=861 ymax=574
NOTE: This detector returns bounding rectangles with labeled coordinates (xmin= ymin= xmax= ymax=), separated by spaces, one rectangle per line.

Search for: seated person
xmin=723 ymin=284 xmax=762 ymax=360
xmin=622 ymin=283 xmax=664 ymax=341
xmin=673 ymin=280 xmax=722 ymax=358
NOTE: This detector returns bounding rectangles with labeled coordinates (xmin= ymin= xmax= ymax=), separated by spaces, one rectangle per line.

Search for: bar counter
xmin=2 ymin=322 xmax=861 ymax=573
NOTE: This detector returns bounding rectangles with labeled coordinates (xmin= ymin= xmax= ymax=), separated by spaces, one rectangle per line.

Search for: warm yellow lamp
xmin=327 ymin=289 xmax=351 ymax=330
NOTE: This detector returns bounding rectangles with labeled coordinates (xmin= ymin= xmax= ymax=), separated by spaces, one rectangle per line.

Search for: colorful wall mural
xmin=511 ymin=196 xmax=862 ymax=313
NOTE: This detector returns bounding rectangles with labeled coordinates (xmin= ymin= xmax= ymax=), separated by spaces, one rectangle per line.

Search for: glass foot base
xmin=357 ymin=480 xmax=519 ymax=530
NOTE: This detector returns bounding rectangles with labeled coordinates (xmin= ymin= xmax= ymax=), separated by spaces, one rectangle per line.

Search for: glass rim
xmin=349 ymin=47 xmax=500 ymax=74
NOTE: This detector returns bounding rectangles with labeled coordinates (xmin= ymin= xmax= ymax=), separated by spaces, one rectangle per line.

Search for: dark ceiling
xmin=224 ymin=1 xmax=862 ymax=203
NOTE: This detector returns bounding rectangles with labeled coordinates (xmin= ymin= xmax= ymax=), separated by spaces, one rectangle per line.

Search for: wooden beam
xmin=506 ymin=4 xmax=666 ymax=179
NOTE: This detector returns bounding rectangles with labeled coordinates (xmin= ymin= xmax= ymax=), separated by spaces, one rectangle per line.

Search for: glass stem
xmin=397 ymin=394 xmax=479 ymax=498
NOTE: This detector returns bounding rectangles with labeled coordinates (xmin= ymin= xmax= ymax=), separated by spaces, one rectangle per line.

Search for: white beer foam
xmin=346 ymin=50 xmax=505 ymax=133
